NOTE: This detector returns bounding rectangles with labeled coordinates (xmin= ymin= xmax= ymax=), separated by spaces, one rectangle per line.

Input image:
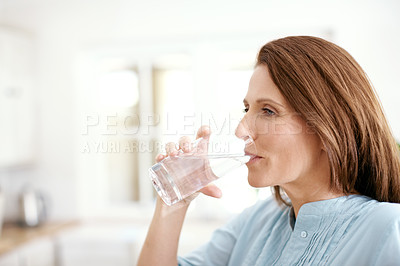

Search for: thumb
xmin=199 ymin=183 xmax=222 ymax=198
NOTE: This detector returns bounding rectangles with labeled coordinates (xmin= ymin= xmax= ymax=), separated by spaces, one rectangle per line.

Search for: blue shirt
xmin=178 ymin=195 xmax=400 ymax=265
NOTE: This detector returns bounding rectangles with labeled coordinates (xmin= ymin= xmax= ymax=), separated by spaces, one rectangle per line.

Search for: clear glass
xmin=149 ymin=135 xmax=255 ymax=206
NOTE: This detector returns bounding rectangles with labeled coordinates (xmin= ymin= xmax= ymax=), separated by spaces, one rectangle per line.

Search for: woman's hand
xmin=155 ymin=125 xmax=222 ymax=207
xmin=138 ymin=126 xmax=222 ymax=266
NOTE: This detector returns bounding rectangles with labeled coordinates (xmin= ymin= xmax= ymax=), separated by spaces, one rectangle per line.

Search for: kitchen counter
xmin=0 ymin=221 xmax=78 ymax=256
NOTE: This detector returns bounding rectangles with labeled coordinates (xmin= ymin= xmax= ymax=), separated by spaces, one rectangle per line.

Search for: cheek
xmin=254 ymin=116 xmax=304 ymax=137
xmin=249 ymin=130 xmax=318 ymax=185
xmin=261 ymin=118 xmax=317 ymax=159
xmin=248 ymin=116 xmax=322 ymax=186
xmin=257 ymin=131 xmax=298 ymax=158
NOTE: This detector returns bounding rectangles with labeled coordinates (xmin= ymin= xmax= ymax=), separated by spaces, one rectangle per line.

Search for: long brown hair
xmin=257 ymin=36 xmax=400 ymax=204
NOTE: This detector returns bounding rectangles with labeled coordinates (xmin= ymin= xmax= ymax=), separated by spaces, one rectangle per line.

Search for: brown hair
xmin=257 ymin=36 xmax=400 ymax=204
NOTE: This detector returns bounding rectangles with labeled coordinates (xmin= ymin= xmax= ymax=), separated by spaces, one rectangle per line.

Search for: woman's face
xmin=236 ymin=65 xmax=328 ymax=190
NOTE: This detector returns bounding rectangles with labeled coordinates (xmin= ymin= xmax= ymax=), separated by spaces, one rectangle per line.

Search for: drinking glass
xmin=149 ymin=134 xmax=255 ymax=206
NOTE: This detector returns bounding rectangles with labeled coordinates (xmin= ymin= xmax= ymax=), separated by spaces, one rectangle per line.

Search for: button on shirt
xmin=178 ymin=195 xmax=400 ymax=265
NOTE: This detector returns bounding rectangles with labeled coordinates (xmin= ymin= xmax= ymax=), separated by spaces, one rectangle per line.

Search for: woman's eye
xmin=262 ymin=108 xmax=276 ymax=116
xmin=242 ymin=108 xmax=249 ymax=113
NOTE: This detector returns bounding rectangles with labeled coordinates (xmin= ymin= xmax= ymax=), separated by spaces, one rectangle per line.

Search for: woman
xmin=138 ymin=36 xmax=400 ymax=265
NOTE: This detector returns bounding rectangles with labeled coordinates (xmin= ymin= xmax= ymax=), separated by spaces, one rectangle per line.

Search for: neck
xmin=283 ymin=185 xmax=345 ymax=218
xmin=281 ymin=148 xmax=347 ymax=218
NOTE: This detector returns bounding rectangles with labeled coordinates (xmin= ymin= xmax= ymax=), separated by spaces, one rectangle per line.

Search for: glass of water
xmin=149 ymin=134 xmax=255 ymax=206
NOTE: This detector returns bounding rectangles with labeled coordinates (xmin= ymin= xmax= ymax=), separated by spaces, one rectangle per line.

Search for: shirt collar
xmin=286 ymin=194 xmax=372 ymax=230
xmin=297 ymin=195 xmax=372 ymax=217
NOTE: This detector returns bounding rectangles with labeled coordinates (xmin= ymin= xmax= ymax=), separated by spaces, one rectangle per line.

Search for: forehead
xmin=244 ymin=65 xmax=288 ymax=106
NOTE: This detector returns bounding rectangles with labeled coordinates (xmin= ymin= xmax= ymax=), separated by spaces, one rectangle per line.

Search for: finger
xmin=155 ymin=153 xmax=166 ymax=163
xmin=196 ymin=125 xmax=211 ymax=140
xmin=165 ymin=142 xmax=178 ymax=156
xmin=199 ymin=184 xmax=222 ymax=198
xmin=195 ymin=125 xmax=212 ymax=153
xmin=179 ymin=136 xmax=192 ymax=153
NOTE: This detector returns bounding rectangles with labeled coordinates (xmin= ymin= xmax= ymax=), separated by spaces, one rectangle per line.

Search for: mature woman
xmin=138 ymin=36 xmax=400 ymax=265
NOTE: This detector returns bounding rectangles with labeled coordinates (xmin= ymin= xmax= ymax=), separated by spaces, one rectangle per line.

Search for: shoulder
xmin=365 ymin=201 xmax=400 ymax=227
xmin=338 ymin=195 xmax=400 ymax=226
xmin=356 ymin=199 xmax=400 ymax=248
xmin=243 ymin=196 xmax=287 ymax=219
xmin=329 ymin=199 xmax=400 ymax=265
xmin=367 ymin=202 xmax=400 ymax=264
xmin=230 ymin=196 xmax=289 ymax=230
xmin=215 ymin=196 xmax=289 ymax=247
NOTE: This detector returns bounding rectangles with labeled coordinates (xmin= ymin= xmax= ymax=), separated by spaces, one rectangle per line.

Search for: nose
xmin=235 ymin=116 xmax=254 ymax=140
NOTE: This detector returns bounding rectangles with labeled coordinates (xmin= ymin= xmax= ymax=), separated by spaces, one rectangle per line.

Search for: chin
xmin=247 ymin=173 xmax=272 ymax=188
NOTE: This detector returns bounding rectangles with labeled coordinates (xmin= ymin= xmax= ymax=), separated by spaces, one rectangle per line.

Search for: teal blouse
xmin=178 ymin=195 xmax=400 ymax=265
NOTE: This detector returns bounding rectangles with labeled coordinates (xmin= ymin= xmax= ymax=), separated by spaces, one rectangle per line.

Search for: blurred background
xmin=0 ymin=0 xmax=399 ymax=265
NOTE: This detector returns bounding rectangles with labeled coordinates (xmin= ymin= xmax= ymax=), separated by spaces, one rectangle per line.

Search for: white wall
xmin=0 ymin=0 xmax=399 ymax=221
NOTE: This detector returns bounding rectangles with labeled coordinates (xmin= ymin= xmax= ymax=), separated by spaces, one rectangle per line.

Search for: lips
xmin=245 ymin=151 xmax=260 ymax=157
xmin=245 ymin=151 xmax=263 ymax=164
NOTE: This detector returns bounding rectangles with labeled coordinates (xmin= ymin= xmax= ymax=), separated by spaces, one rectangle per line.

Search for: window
xmin=152 ymin=64 xmax=271 ymax=216
xmin=78 ymin=42 xmax=273 ymax=218
xmin=97 ymin=69 xmax=141 ymax=203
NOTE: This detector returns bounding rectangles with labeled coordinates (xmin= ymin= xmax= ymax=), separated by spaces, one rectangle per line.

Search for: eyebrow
xmin=243 ymin=98 xmax=285 ymax=108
